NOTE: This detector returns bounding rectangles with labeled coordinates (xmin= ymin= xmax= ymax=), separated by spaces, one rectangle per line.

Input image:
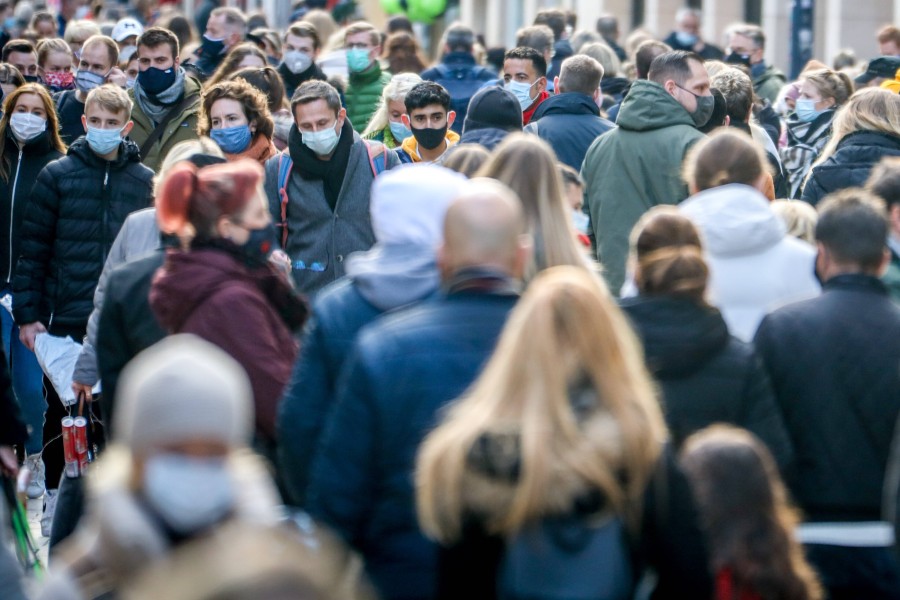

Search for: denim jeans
xmin=0 ymin=288 xmax=46 ymax=455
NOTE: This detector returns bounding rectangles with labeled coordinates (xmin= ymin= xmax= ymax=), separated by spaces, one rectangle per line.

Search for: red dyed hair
xmin=156 ymin=158 xmax=264 ymax=238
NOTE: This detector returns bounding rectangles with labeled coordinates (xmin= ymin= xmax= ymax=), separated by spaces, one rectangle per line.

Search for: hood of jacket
xmin=620 ymin=295 xmax=730 ymax=379
xmin=615 ymin=79 xmax=697 ymax=132
xmin=345 ymin=242 xmax=440 ymax=311
xmin=459 ymin=408 xmax=625 ymax=523
xmin=151 ymin=248 xmax=257 ymax=332
xmin=680 ymin=184 xmax=786 ymax=257
xmin=531 ymin=91 xmax=600 ymax=120
xmin=67 ymin=134 xmax=143 ymax=169
xmin=600 ymin=76 xmax=630 ymax=98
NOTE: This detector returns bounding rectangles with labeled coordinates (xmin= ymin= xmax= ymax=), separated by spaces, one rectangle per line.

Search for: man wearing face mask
xmin=581 ymin=50 xmax=709 ymax=295
xmin=396 ymin=82 xmax=459 ymax=165
xmin=278 ymin=22 xmax=326 ymax=99
xmin=724 ymin=24 xmax=786 ymax=104
xmin=663 ymin=8 xmax=724 ymax=61
xmin=13 ymin=84 xmax=154 ymax=534
xmin=264 ymin=80 xmax=401 ymax=295
xmin=343 ymin=22 xmax=392 ymax=134
xmin=111 ymin=17 xmax=143 ymax=64
xmin=54 ymin=34 xmax=119 ymax=147
xmin=502 ymin=46 xmax=550 ymax=126
xmin=186 ymin=7 xmax=247 ymax=81
xmin=37 ymin=334 xmax=287 ymax=600
xmin=129 ymin=27 xmax=201 ymax=173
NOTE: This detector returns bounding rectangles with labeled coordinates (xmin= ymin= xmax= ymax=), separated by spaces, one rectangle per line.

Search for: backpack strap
xmin=276 ymin=152 xmax=293 ymax=249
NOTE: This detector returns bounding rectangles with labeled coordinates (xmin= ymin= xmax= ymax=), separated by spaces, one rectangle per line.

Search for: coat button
xmin=337 ymin=254 xmax=343 ymax=263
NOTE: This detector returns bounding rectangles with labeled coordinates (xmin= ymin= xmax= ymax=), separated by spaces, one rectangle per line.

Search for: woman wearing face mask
xmin=150 ymin=159 xmax=308 ymax=462
xmin=801 ymin=88 xmax=900 ymax=205
xmin=361 ymin=72 xmax=422 ymax=149
xmin=0 ymin=83 xmax=65 ymax=498
xmin=199 ymin=78 xmax=276 ymax=164
xmin=780 ymin=68 xmax=853 ymax=198
xmin=36 ymin=334 xmax=286 ymax=600
xmin=36 ymin=38 xmax=75 ymax=93
xmin=228 ymin=66 xmax=292 ymax=150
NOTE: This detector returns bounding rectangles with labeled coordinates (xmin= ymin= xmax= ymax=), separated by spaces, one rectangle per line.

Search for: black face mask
xmin=138 ymin=66 xmax=177 ymax=95
xmin=239 ymin=222 xmax=279 ymax=267
xmin=411 ymin=125 xmax=447 ymax=151
xmin=23 ymin=74 xmax=40 ymax=83
xmin=725 ymin=52 xmax=752 ymax=68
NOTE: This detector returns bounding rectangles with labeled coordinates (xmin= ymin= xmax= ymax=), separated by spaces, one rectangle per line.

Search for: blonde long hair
xmin=416 ymin=266 xmax=667 ymax=543
xmin=813 ymin=87 xmax=900 ymax=169
xmin=477 ymin=134 xmax=592 ymax=279
xmin=361 ymin=72 xmax=422 ymax=138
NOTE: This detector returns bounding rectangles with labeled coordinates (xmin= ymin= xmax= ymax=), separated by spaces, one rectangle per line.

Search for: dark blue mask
xmin=240 ymin=223 xmax=279 ymax=267
xmin=138 ymin=66 xmax=176 ymax=95
xmin=201 ymin=34 xmax=226 ymax=58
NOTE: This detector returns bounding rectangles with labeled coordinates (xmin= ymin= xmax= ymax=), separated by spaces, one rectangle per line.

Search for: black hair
xmin=648 ymin=50 xmax=703 ymax=86
xmin=405 ymin=81 xmax=451 ymax=113
xmin=816 ymin=189 xmax=889 ymax=271
xmin=504 ymin=46 xmax=547 ymax=78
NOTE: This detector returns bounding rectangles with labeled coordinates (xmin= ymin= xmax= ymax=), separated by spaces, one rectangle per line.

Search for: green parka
xmin=128 ymin=76 xmax=202 ymax=173
xmin=581 ymin=79 xmax=705 ymax=294
xmin=346 ymin=63 xmax=392 ymax=134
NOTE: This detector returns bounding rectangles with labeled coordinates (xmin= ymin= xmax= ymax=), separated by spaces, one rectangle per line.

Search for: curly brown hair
xmin=199 ymin=78 xmax=274 ymax=140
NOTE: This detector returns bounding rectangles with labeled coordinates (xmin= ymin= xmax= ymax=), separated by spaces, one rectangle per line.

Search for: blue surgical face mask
xmin=302 ymin=120 xmax=341 ymax=156
xmin=85 ymin=124 xmax=125 ymax=155
xmin=505 ymin=79 xmax=538 ymax=111
xmin=795 ymin=98 xmax=826 ymax=123
xmin=75 ymin=69 xmax=105 ymax=94
xmin=675 ymin=31 xmax=698 ymax=47
xmin=143 ymin=454 xmax=234 ymax=535
xmin=346 ymin=47 xmax=372 ymax=73
xmin=210 ymin=124 xmax=252 ymax=154
xmin=571 ymin=210 xmax=590 ymax=235
xmin=389 ymin=120 xmax=411 ymax=142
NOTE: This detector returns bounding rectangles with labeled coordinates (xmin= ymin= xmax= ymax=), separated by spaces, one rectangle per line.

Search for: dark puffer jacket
xmin=621 ymin=295 xmax=793 ymax=469
xmin=12 ymin=137 xmax=154 ymax=335
xmin=526 ymin=92 xmax=615 ymax=171
xmin=0 ymin=129 xmax=64 ymax=286
xmin=801 ymin=131 xmax=900 ymax=206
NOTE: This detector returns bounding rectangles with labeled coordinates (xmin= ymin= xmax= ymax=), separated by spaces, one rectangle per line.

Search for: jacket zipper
xmin=101 ymin=163 xmax=110 ymax=259
xmin=6 ymin=148 xmax=22 ymax=284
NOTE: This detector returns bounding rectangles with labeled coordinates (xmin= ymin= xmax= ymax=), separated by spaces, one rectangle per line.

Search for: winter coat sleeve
xmin=0 ymin=346 xmax=28 ymax=446
xmin=737 ymin=352 xmax=794 ymax=471
xmin=800 ymin=167 xmax=825 ymax=206
xmin=11 ymin=165 xmax=60 ymax=325
xmin=306 ymin=344 xmax=378 ymax=547
xmin=72 ymin=216 xmax=134 ymax=386
xmin=95 ymin=271 xmax=131 ymax=433
xmin=639 ymin=445 xmax=713 ymax=599
xmin=278 ymin=316 xmax=335 ymax=507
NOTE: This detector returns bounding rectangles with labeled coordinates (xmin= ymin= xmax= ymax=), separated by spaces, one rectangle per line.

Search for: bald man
xmin=306 ymin=179 xmax=530 ymax=600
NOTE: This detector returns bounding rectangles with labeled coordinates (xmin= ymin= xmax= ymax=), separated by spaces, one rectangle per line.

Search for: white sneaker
xmin=25 ymin=455 xmax=45 ymax=499
xmin=40 ymin=488 xmax=57 ymax=538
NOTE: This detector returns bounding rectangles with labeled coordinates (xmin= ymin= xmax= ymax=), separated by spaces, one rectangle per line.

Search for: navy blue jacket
xmin=278 ymin=279 xmax=384 ymax=506
xmin=755 ymin=274 xmax=900 ymax=522
xmin=421 ymin=52 xmax=496 ymax=135
xmin=526 ymin=92 xmax=615 ymax=171
xmin=802 ymin=131 xmax=900 ymax=206
xmin=306 ymin=272 xmax=520 ymax=600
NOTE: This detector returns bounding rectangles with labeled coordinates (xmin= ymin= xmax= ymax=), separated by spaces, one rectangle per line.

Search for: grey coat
xmin=264 ymin=131 xmax=400 ymax=296
xmin=71 ymin=208 xmax=160 ymax=386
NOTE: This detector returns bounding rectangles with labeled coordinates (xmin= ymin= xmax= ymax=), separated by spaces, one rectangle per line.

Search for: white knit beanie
xmin=114 ymin=334 xmax=254 ymax=453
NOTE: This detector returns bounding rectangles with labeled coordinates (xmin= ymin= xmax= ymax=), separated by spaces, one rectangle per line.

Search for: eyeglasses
xmin=293 ymin=260 xmax=326 ymax=272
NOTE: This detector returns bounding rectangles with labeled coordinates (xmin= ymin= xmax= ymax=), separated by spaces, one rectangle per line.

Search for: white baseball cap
xmin=112 ymin=17 xmax=143 ymax=42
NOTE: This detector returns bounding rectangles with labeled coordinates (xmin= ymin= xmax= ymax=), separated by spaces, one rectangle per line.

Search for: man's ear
xmin=537 ymin=76 xmax=547 ymax=93
xmin=81 ymin=114 xmax=88 ymax=133
xmin=446 ymin=111 xmax=456 ymax=129
xmin=664 ymin=79 xmax=678 ymax=97
xmin=121 ymin=120 xmax=134 ymax=137
xmin=553 ymin=76 xmax=560 ymax=94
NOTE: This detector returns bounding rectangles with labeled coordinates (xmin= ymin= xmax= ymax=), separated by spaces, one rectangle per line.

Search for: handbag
xmin=33 ymin=333 xmax=100 ymax=407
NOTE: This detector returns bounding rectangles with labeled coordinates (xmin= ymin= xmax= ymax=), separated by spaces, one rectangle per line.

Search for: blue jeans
xmin=0 ymin=289 xmax=46 ymax=455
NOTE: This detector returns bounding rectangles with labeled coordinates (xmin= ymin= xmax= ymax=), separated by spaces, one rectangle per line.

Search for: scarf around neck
xmin=288 ymin=119 xmax=355 ymax=211
xmin=133 ymin=67 xmax=187 ymax=125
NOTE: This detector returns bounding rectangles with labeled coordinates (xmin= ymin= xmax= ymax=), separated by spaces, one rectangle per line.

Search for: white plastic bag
xmin=33 ymin=333 xmax=100 ymax=406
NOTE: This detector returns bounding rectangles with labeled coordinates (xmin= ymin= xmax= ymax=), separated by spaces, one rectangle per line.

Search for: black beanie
xmin=463 ymin=85 xmax=524 ymax=134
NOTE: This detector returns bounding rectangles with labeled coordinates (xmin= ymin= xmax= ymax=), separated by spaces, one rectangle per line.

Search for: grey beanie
xmin=114 ymin=334 xmax=254 ymax=453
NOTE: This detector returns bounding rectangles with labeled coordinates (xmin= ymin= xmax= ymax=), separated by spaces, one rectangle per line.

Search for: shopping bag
xmin=33 ymin=333 xmax=100 ymax=407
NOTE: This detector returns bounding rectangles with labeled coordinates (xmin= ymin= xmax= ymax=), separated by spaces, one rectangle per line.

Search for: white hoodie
xmin=680 ymin=184 xmax=820 ymax=341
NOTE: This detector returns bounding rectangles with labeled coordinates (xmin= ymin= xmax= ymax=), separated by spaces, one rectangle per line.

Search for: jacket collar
xmin=5 ymin=127 xmax=55 ymax=156
xmin=531 ymin=92 xmax=600 ymax=120
xmin=349 ymin=61 xmax=383 ymax=86
xmin=442 ymin=266 xmax=521 ymax=297
xmin=823 ymin=273 xmax=889 ymax=295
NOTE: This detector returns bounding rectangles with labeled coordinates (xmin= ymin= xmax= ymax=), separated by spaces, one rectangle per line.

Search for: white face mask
xmin=302 ymin=120 xmax=341 ymax=156
xmin=9 ymin=112 xmax=46 ymax=143
xmin=142 ymin=454 xmax=234 ymax=535
xmin=505 ymin=79 xmax=538 ymax=111
xmin=283 ymin=50 xmax=312 ymax=75
xmin=571 ymin=209 xmax=590 ymax=235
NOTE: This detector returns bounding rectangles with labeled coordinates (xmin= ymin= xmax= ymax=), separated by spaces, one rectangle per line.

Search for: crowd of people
xmin=0 ymin=0 xmax=898 ymax=598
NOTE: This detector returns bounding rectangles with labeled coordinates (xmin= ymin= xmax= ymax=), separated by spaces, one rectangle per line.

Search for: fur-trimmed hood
xmin=459 ymin=409 xmax=626 ymax=525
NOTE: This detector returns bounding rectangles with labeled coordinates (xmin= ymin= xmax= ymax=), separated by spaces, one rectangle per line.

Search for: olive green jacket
xmin=128 ymin=76 xmax=202 ymax=172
